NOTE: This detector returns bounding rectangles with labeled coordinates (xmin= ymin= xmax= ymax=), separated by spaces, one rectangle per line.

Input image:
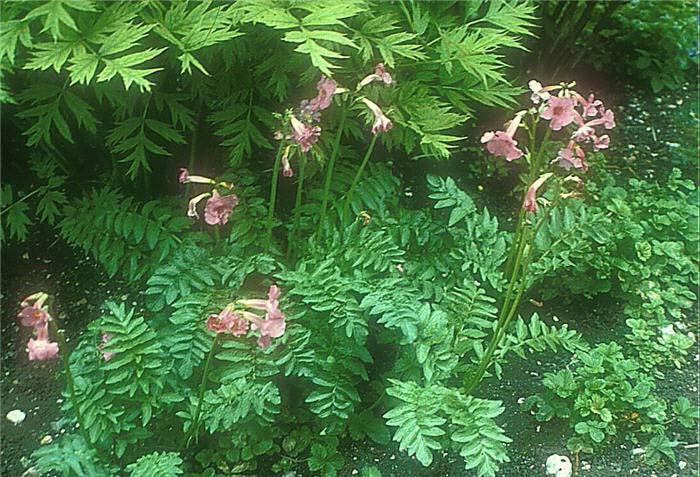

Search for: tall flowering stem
xmin=317 ymin=110 xmax=346 ymax=238
xmin=181 ymin=333 xmax=219 ymax=450
xmin=341 ymin=134 xmax=378 ymax=229
xmin=465 ymin=81 xmax=614 ymax=395
xmin=265 ymin=141 xmax=286 ymax=250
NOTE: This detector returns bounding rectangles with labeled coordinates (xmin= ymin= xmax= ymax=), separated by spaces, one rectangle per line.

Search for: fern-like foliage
xmin=384 ymin=380 xmax=446 ymax=466
xmin=383 ymin=380 xmax=511 ymax=476
xmin=428 ymin=174 xmax=509 ymax=290
xmin=126 ymin=452 xmax=183 ymax=477
xmin=58 ymin=188 xmax=191 ymax=280
xmin=31 ymin=434 xmax=118 ymax=477
xmin=66 ymin=302 xmax=174 ymax=458
xmin=1 ymin=155 xmax=67 ymax=242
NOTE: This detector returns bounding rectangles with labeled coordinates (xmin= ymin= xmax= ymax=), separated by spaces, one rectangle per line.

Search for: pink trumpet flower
xmin=187 ymin=192 xmax=211 ymax=220
xmin=541 ymin=96 xmax=577 ymax=131
xmin=207 ymin=308 xmax=249 ymax=336
xmin=522 ymin=173 xmax=553 ymax=214
xmin=27 ymin=335 xmax=59 ymax=361
xmin=179 ymin=168 xmax=216 ymax=185
xmin=290 ymin=116 xmax=321 ymax=153
xmin=361 ymin=98 xmax=393 ymax=134
xmin=19 ymin=292 xmax=59 ymax=361
xmin=593 ymin=134 xmax=610 ymax=151
xmin=308 ymin=76 xmax=338 ymax=112
xmin=480 ymin=113 xmax=524 ymax=161
xmin=358 ymin=63 xmax=395 ymax=89
xmin=204 ymin=190 xmax=239 ymax=225
xmin=239 ymin=285 xmax=286 ymax=349
xmin=553 ymin=142 xmax=588 ymax=171
xmin=19 ymin=303 xmax=50 ymax=328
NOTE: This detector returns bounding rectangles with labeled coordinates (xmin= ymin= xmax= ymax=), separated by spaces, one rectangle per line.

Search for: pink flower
xmin=98 ymin=333 xmax=115 ymax=361
xmin=593 ymin=134 xmax=610 ymax=151
xmin=239 ymin=285 xmax=286 ymax=348
xmin=480 ymin=114 xmax=523 ymax=161
xmin=358 ymin=63 xmax=395 ymax=89
xmin=290 ymin=116 xmax=321 ymax=153
xmin=19 ymin=304 xmax=50 ymax=328
xmin=178 ymin=168 xmax=215 ymax=185
xmin=522 ymin=173 xmax=553 ymax=213
xmin=582 ymin=94 xmax=603 ymax=117
xmin=572 ymin=125 xmax=595 ymax=142
xmin=27 ymin=336 xmax=59 ymax=361
xmin=361 ymin=98 xmax=392 ymax=134
xmin=308 ymin=76 xmax=338 ymax=112
xmin=187 ymin=192 xmax=210 ymax=220
xmin=553 ymin=143 xmax=588 ymax=171
xmin=541 ymin=96 xmax=576 ymax=131
xmin=599 ymin=108 xmax=615 ymax=129
xmin=204 ymin=190 xmax=239 ymax=225
xmin=207 ymin=308 xmax=249 ymax=336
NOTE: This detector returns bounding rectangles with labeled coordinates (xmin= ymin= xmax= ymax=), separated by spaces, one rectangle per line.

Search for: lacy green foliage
xmin=522 ymin=341 xmax=693 ymax=462
xmin=126 ymin=452 xmax=183 ymax=477
xmin=384 ymin=380 xmax=511 ymax=477
xmin=66 ymin=302 xmax=173 ymax=457
xmin=58 ymin=188 xmax=191 ymax=280
xmin=31 ymin=434 xmax=118 ymax=477
xmin=0 ymin=155 xmax=67 ymax=242
xmin=3 ymin=0 xmax=535 ymax=179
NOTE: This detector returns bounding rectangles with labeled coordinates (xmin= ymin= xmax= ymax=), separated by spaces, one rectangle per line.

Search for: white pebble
xmin=6 ymin=409 xmax=26 ymax=425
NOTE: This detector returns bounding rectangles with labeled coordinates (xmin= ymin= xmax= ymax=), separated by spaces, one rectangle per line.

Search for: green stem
xmin=213 ymin=225 xmax=220 ymax=246
xmin=464 ymin=227 xmax=531 ymax=395
xmin=0 ymin=188 xmax=44 ymax=216
xmin=341 ymin=134 xmax=378 ymax=229
xmin=317 ymin=112 xmax=346 ymax=238
xmin=181 ymin=334 xmax=218 ymax=450
xmin=265 ymin=142 xmax=285 ymax=250
xmin=288 ymin=155 xmax=307 ymax=258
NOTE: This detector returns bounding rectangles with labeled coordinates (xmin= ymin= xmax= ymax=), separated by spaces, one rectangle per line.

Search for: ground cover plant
xmin=1 ymin=1 xmax=698 ymax=476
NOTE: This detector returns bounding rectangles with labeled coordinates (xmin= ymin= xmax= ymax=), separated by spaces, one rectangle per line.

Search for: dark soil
xmin=1 ymin=227 xmax=131 ymax=476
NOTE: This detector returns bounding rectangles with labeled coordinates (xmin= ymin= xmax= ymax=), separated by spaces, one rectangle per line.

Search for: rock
xmin=40 ymin=435 xmax=53 ymax=445
xmin=679 ymin=461 xmax=687 ymax=470
xmin=545 ymin=454 xmax=572 ymax=477
xmin=632 ymin=447 xmax=645 ymax=456
xmin=6 ymin=409 xmax=26 ymax=425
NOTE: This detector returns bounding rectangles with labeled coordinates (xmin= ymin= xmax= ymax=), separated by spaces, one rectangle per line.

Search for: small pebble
xmin=40 ymin=435 xmax=53 ymax=445
xmin=6 ymin=409 xmax=26 ymax=425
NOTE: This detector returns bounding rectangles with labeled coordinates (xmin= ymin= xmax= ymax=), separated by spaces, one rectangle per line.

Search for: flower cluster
xmin=283 ymin=63 xmax=395 ymax=171
xmin=207 ymin=285 xmax=287 ymax=349
xmin=18 ymin=292 xmax=58 ymax=361
xmin=481 ymin=80 xmax=616 ymax=213
xmin=180 ymin=168 xmax=239 ymax=225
